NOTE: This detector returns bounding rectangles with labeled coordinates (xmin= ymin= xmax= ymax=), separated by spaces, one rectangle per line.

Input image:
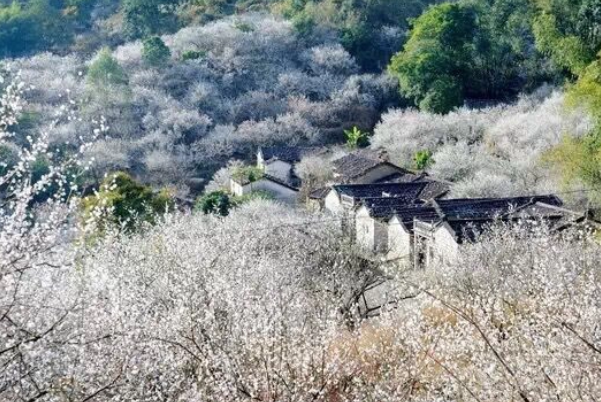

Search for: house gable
xmin=387 ymin=215 xmax=412 ymax=261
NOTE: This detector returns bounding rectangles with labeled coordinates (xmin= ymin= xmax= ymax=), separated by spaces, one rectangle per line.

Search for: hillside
xmin=1 ymin=0 xmax=601 ymax=401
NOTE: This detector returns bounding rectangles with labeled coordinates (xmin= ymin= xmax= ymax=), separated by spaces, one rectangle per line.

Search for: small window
xmin=341 ymin=195 xmax=354 ymax=206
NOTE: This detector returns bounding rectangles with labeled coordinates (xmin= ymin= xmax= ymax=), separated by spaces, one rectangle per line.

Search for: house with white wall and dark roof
xmin=230 ymin=146 xmax=596 ymax=271
xmin=354 ymin=194 xmax=596 ymax=269
xmin=231 ymin=146 xmax=326 ymax=203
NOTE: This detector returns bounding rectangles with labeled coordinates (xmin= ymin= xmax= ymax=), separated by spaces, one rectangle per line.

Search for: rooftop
xmin=333 ymin=181 xmax=449 ymax=203
xmin=433 ymin=195 xmax=563 ymax=220
xmin=259 ymin=146 xmax=323 ymax=164
xmin=332 ymin=151 xmax=412 ymax=182
xmin=334 ymin=182 xmax=426 ymax=201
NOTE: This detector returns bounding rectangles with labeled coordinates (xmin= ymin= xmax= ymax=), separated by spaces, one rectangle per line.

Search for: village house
xmin=230 ymin=172 xmax=300 ymax=203
xmin=323 ymin=181 xmax=449 ymax=215
xmin=311 ymin=149 xmax=448 ymax=208
xmin=230 ymin=146 xmax=325 ymax=203
xmin=331 ymin=150 xmax=421 ymax=184
xmin=355 ymin=194 xmax=591 ymax=269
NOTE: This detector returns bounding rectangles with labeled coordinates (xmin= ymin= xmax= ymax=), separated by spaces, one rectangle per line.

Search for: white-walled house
xmin=355 ymin=194 xmax=591 ymax=269
xmin=332 ymin=151 xmax=422 ymax=184
xmin=355 ymin=201 xmax=439 ymax=263
xmin=323 ymin=181 xmax=449 ymax=215
xmin=256 ymin=146 xmax=324 ymax=187
xmin=230 ymin=174 xmax=299 ymax=204
xmin=411 ymin=196 xmax=590 ymax=269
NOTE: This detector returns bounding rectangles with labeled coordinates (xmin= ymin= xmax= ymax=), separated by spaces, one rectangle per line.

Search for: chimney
xmin=378 ymin=149 xmax=390 ymax=162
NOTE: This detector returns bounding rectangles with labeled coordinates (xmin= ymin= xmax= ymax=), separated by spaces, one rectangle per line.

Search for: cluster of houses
xmin=231 ymin=146 xmax=593 ymax=269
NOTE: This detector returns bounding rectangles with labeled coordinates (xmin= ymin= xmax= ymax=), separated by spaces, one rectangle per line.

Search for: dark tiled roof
xmin=362 ymin=200 xmax=439 ymax=229
xmin=417 ymin=180 xmax=450 ymax=200
xmin=333 ymin=181 xmax=449 ymax=204
xmin=309 ymin=187 xmax=331 ymax=200
xmin=259 ymin=146 xmax=322 ymax=163
xmin=434 ymin=195 xmax=563 ymax=220
xmin=333 ymin=152 xmax=412 ymax=182
xmin=375 ymin=172 xmax=426 ymax=184
xmin=334 ymin=182 xmax=427 ymax=201
xmin=371 ymin=202 xmax=438 ymax=220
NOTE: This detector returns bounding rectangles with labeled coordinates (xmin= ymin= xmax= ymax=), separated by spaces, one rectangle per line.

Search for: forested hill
xmin=1 ymin=0 xmax=600 ymax=202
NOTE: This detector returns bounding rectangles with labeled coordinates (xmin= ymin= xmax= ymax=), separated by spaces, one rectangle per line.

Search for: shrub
xmin=413 ymin=149 xmax=433 ymax=170
xmin=81 ymin=171 xmax=173 ymax=231
xmin=142 ymin=36 xmax=171 ymax=67
xmin=196 ymin=190 xmax=231 ymax=216
xmin=181 ymin=49 xmax=206 ymax=61
xmin=231 ymin=165 xmax=264 ymax=183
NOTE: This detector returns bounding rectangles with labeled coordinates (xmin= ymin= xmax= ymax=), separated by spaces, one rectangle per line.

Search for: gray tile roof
xmin=334 ymin=181 xmax=449 ymax=203
xmin=433 ymin=195 xmax=563 ymax=220
xmin=309 ymin=187 xmax=331 ymax=200
xmin=334 ymin=182 xmax=427 ymax=201
xmin=332 ymin=151 xmax=413 ymax=182
xmin=259 ymin=146 xmax=322 ymax=163
xmin=432 ymin=195 xmax=583 ymax=242
xmin=365 ymin=202 xmax=439 ymax=229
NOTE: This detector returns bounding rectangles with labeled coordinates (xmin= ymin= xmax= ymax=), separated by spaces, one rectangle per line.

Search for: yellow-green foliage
xmin=231 ymin=165 xmax=264 ymax=183
xmin=82 ymin=171 xmax=173 ymax=231
xmin=544 ymin=54 xmax=601 ymax=198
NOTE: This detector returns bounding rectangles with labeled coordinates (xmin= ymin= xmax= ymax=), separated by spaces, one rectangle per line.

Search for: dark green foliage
xmin=122 ymin=0 xmax=180 ymax=39
xmin=196 ymin=190 xmax=232 ymax=216
xmin=0 ymin=0 xmax=73 ymax=57
xmin=280 ymin=0 xmax=438 ymax=72
xmin=82 ymin=172 xmax=174 ymax=231
xmin=231 ymin=166 xmax=264 ymax=183
xmin=0 ymin=144 xmax=18 ymax=176
xmin=533 ymin=0 xmax=600 ymax=75
xmin=142 ymin=36 xmax=171 ymax=67
xmin=389 ymin=0 xmax=555 ymax=113
xmin=181 ymin=49 xmax=206 ymax=61
xmin=195 ymin=189 xmax=274 ymax=216
xmin=389 ymin=3 xmax=476 ymax=113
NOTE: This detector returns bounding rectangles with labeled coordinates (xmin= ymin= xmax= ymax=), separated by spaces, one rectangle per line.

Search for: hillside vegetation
xmin=2 ymin=1 xmax=601 ymax=401
xmin=0 ymin=0 xmax=599 ymax=202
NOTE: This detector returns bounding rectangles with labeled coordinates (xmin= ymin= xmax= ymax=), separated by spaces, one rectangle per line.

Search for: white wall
xmin=324 ymin=190 xmax=343 ymax=215
xmin=387 ymin=217 xmax=412 ymax=261
xmin=432 ymin=224 xmax=459 ymax=267
xmin=230 ymin=178 xmax=298 ymax=203
xmin=352 ymin=165 xmax=402 ymax=184
xmin=356 ymin=207 xmax=375 ymax=252
xmin=257 ymin=150 xmax=265 ymax=169
xmin=249 ymin=179 xmax=298 ymax=203
xmin=373 ymin=220 xmax=388 ymax=253
xmin=230 ymin=179 xmax=246 ymax=196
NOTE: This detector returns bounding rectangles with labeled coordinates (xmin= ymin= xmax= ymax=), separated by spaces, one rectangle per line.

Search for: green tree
xmin=232 ymin=166 xmax=264 ymax=183
xmin=537 ymin=0 xmax=601 ymax=200
xmin=413 ymin=149 xmax=433 ymax=170
xmin=0 ymin=0 xmax=72 ymax=57
xmin=122 ymin=0 xmax=179 ymax=39
xmin=142 ymin=36 xmax=171 ymax=67
xmin=533 ymin=0 xmax=600 ymax=75
xmin=86 ymin=47 xmax=129 ymax=88
xmin=388 ymin=3 xmax=477 ymax=113
xmin=278 ymin=0 xmax=437 ymax=72
xmin=82 ymin=172 xmax=173 ymax=231
xmin=196 ymin=190 xmax=232 ymax=216
xmin=344 ymin=126 xmax=369 ymax=149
